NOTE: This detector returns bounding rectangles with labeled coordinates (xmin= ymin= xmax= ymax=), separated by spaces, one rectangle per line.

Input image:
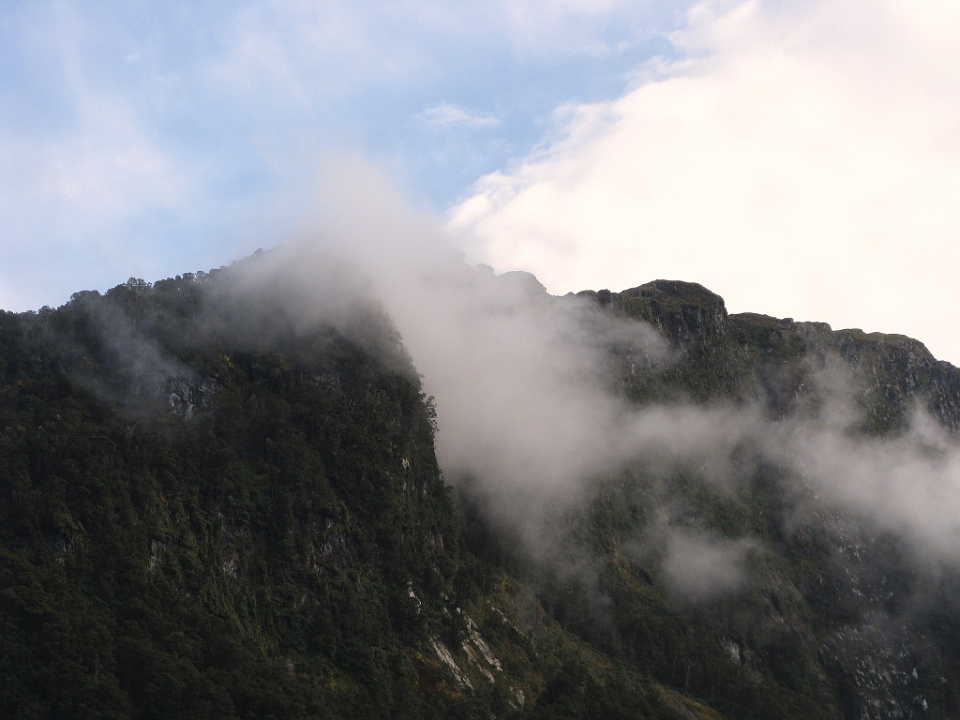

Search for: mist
xmin=774 ymin=397 xmax=960 ymax=568
xmin=659 ymin=529 xmax=756 ymax=603
xmin=218 ymin=156 xmax=960 ymax=593
xmin=230 ymin=158 xmax=676 ymax=550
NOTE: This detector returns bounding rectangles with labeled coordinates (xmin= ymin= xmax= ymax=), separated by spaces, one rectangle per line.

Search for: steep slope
xmin=563 ymin=280 xmax=960 ymax=719
xmin=0 ymin=266 xmax=681 ymax=719
xmin=0 ymin=271 xmax=473 ymax=719
xmin=3 ymin=265 xmax=960 ymax=719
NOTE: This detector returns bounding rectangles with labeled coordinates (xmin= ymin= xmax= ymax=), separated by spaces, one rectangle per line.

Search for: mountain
xmin=1 ymin=257 xmax=959 ymax=719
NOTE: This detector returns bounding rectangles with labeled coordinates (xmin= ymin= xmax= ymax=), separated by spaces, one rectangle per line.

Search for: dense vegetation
xmin=2 ymin=265 xmax=960 ymax=718
xmin=0 ymin=272 xmax=468 ymax=718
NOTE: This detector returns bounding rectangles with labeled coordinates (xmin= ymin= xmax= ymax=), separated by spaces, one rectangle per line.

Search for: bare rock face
xmin=496 ymin=270 xmax=548 ymax=298
xmin=166 ymin=376 xmax=219 ymax=420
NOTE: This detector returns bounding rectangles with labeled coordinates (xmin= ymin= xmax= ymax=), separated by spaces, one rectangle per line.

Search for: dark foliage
xmin=4 ymin=269 xmax=960 ymax=719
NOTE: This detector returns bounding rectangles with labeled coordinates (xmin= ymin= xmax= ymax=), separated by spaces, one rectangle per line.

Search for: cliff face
xmin=592 ymin=278 xmax=960 ymax=424
xmin=2 ymin=268 xmax=960 ymax=720
xmin=578 ymin=280 xmax=960 ymax=719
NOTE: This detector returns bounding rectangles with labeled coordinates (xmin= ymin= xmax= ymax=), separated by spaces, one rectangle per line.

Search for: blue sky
xmin=0 ymin=0 xmax=685 ymax=306
xmin=4 ymin=0 xmax=960 ymax=363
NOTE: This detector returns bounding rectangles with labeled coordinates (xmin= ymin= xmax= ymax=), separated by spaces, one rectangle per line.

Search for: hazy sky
xmin=4 ymin=0 xmax=960 ymax=363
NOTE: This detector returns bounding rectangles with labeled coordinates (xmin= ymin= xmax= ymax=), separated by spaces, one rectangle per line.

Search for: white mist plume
xmin=237 ymin=155 xmax=960 ymax=581
xmin=660 ymin=528 xmax=755 ymax=603
xmin=775 ymin=398 xmax=960 ymax=567
xmin=252 ymin=157 xmax=675 ymax=550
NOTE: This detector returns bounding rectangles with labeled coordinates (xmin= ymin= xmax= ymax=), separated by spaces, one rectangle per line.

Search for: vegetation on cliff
xmin=2 ymin=264 xmax=960 ymax=719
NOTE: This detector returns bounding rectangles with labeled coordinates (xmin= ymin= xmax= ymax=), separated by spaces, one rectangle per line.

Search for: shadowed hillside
xmin=2 ymin=259 xmax=959 ymax=719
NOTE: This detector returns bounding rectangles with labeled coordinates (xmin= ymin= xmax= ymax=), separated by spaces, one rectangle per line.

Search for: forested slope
xmin=0 ymin=271 xmax=472 ymax=718
xmin=3 ymin=263 xmax=960 ymax=719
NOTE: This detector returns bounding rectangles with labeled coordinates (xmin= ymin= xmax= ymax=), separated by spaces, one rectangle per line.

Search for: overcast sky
xmin=3 ymin=0 xmax=960 ymax=363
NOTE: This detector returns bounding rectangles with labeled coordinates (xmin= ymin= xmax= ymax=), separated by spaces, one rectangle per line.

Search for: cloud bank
xmin=450 ymin=0 xmax=960 ymax=364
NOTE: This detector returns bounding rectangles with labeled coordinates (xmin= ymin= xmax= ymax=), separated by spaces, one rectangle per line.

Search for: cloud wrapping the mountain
xmin=231 ymin=156 xmax=960 ymax=586
xmin=775 ymin=404 xmax=960 ymax=567
xmin=254 ymin=159 xmax=673 ymax=549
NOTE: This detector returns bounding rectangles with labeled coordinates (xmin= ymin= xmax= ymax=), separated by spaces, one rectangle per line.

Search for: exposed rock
xmin=167 ymin=376 xmax=219 ymax=419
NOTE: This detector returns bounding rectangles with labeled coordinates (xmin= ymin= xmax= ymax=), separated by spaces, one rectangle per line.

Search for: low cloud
xmin=227 ymin=158 xmax=676 ymax=551
xmin=775 ymin=403 xmax=960 ymax=568
xmin=659 ymin=529 xmax=755 ymax=603
xmin=215 ymin=156 xmax=960 ymax=594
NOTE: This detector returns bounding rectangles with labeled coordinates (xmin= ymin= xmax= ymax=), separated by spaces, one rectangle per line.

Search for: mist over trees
xmin=3 ymin=230 xmax=960 ymax=719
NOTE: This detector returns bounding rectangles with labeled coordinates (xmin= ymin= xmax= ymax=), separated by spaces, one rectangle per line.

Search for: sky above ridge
xmin=3 ymin=0 xmax=960 ymax=364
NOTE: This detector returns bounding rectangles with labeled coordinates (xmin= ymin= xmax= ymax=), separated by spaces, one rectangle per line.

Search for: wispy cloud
xmin=225 ymin=157 xmax=960 ymax=585
xmin=0 ymin=2 xmax=192 ymax=306
xmin=658 ymin=529 xmax=756 ymax=602
xmin=419 ymin=103 xmax=501 ymax=129
xmin=0 ymin=0 xmax=685 ymax=311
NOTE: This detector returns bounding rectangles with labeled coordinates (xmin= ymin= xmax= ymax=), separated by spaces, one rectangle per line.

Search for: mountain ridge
xmin=2 ymin=260 xmax=959 ymax=719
